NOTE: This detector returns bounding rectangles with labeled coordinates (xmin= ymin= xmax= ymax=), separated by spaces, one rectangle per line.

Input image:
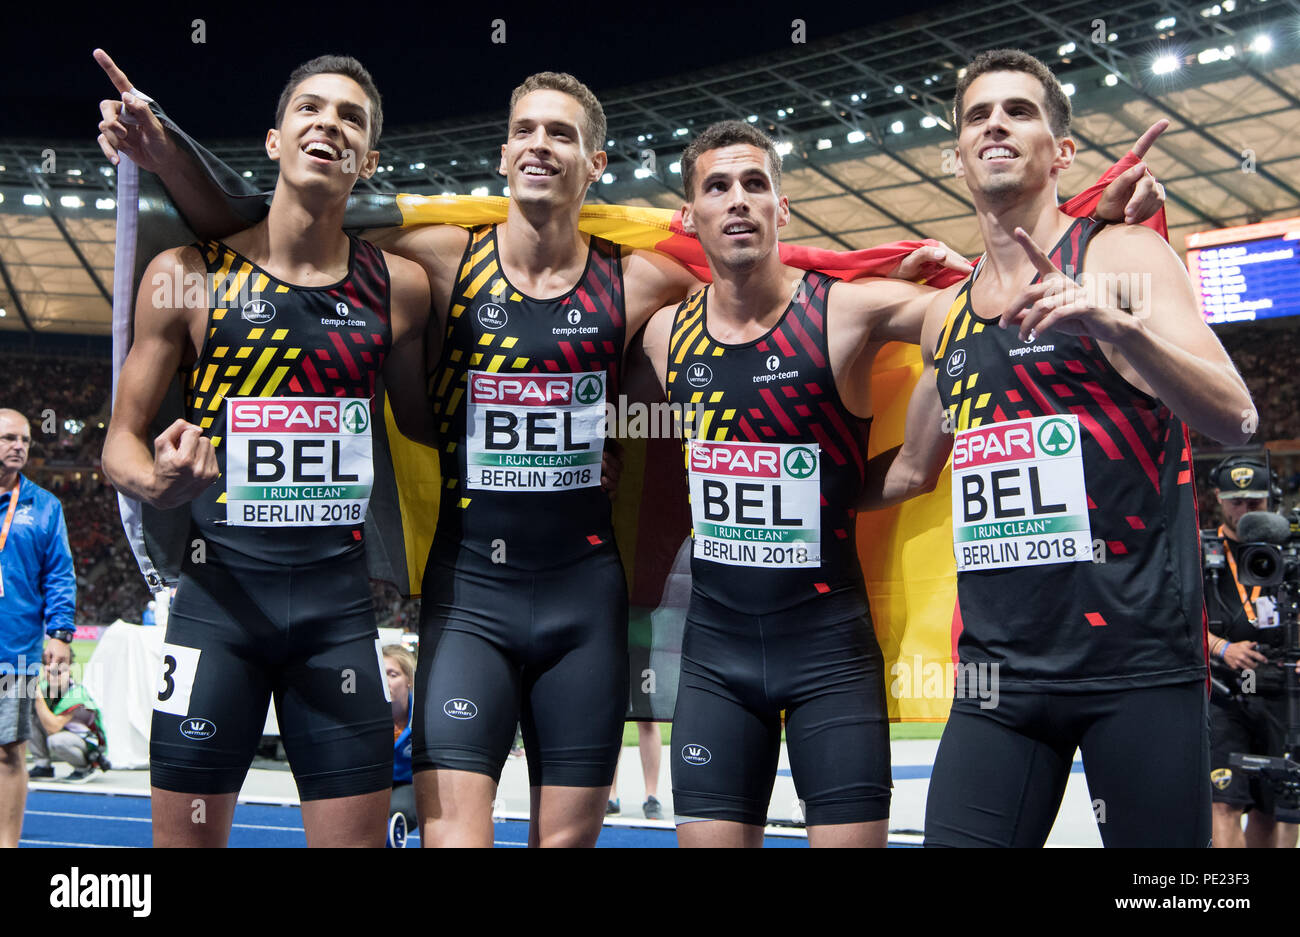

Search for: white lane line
xmin=20 ymin=838 xmax=133 ymax=848
xmin=25 ymin=809 xmax=302 ymax=833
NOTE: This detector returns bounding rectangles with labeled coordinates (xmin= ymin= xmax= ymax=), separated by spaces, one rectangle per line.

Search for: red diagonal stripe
xmin=811 ymin=422 xmax=847 ymax=467
xmin=758 ymin=388 xmax=798 ymax=435
xmin=1085 ymin=612 xmax=1107 ymax=628
xmin=557 ymin=342 xmax=581 ymax=371
xmin=328 ymin=332 xmax=362 ymax=381
xmin=300 ymin=356 xmax=326 ymax=393
xmin=1082 ymin=381 xmax=1159 ymax=490
xmin=1012 ymin=364 xmax=1054 ymax=415
xmin=785 ymin=311 xmax=826 ymax=369
xmin=772 ymin=329 xmax=795 ymax=358
xmin=1069 ymin=405 xmax=1121 ymax=460
xmin=817 ymin=400 xmax=865 ymax=476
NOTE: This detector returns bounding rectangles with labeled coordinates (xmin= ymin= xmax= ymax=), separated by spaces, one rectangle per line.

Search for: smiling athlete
xmin=102 ymin=55 xmax=432 ymax=847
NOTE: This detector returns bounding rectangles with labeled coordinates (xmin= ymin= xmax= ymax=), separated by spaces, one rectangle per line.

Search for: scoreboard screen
xmin=1186 ymin=217 xmax=1300 ymax=324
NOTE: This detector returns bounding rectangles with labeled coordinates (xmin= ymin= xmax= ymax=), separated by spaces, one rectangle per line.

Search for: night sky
xmin=11 ymin=0 xmax=957 ymax=142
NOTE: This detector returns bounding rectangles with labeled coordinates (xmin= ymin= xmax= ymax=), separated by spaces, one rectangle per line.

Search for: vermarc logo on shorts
xmin=443 ymin=698 xmax=478 ymax=720
xmin=179 ymin=718 xmax=217 ymax=741
xmin=681 ymin=744 xmax=711 ymax=765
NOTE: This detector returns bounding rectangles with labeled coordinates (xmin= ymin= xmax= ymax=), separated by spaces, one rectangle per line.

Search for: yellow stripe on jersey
xmin=221 ymin=264 xmax=253 ymax=304
xmin=237 ymin=348 xmax=277 ymax=396
xmin=674 ymin=320 xmax=704 ymax=366
xmin=466 ymin=261 xmax=497 ymax=298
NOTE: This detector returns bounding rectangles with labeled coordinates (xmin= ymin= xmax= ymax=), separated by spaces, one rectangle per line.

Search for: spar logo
xmin=231 ymin=399 xmax=351 ymax=434
xmin=241 ymin=299 xmax=275 ymax=324
xmin=1037 ymin=418 xmax=1076 ymax=456
xmin=575 ymin=374 xmax=603 ymax=405
xmin=443 ymin=699 xmax=477 ymax=720
xmin=179 ymin=718 xmax=216 ymax=741
xmin=945 ymin=348 xmax=966 ymax=377
xmin=477 ymin=303 xmax=508 ymax=330
xmin=690 ymin=442 xmax=781 ymax=478
xmin=681 ymin=744 xmax=711 ymax=766
xmin=784 ymin=446 xmax=817 ymax=479
xmin=342 ymin=401 xmax=369 ymax=434
xmin=686 ymin=363 xmax=713 ymax=388
xmin=471 ymin=373 xmax=574 ymax=406
xmin=952 ymin=420 xmax=1035 ymax=468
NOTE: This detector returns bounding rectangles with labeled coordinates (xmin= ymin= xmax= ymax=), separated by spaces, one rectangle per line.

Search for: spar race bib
xmin=951 ymin=414 xmax=1093 ymax=571
xmin=465 ymin=370 xmax=606 ymax=492
xmin=688 ymin=439 xmax=821 ymax=568
xmin=225 ymin=397 xmax=373 ymax=526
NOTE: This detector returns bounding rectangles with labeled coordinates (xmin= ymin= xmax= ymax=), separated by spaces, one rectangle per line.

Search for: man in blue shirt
xmin=0 ymin=408 xmax=76 ymax=847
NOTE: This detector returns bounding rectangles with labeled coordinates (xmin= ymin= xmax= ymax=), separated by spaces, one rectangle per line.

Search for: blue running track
xmin=20 ymin=789 xmax=812 ymax=848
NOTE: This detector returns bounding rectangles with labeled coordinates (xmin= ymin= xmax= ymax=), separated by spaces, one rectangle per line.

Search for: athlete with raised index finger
xmin=102 ymin=54 xmax=432 ymax=847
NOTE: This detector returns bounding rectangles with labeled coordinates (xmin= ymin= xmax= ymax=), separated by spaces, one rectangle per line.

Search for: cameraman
xmin=1204 ymin=457 xmax=1297 ymax=848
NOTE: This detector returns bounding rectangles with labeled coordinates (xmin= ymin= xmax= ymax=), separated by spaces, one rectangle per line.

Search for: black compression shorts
xmin=1210 ymin=693 xmax=1288 ymax=815
xmin=150 ymin=546 xmax=393 ymax=801
xmin=413 ymin=544 xmax=628 ymax=787
xmin=670 ymin=588 xmax=891 ymax=827
xmin=925 ymin=681 xmax=1211 ymax=847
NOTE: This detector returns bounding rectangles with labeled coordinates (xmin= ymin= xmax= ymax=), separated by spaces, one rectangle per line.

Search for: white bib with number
xmin=951 ymin=414 xmax=1093 ymax=571
xmin=688 ymin=439 xmax=821 ymax=568
xmin=225 ymin=396 xmax=373 ymax=527
xmin=465 ymin=370 xmax=606 ymax=492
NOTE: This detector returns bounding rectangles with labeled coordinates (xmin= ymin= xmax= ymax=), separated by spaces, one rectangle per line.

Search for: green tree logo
xmin=575 ymin=375 xmax=604 ymax=405
xmin=785 ymin=446 xmax=817 ymax=479
xmin=342 ymin=402 xmax=370 ymax=434
xmin=1037 ymin=418 xmax=1076 ymax=456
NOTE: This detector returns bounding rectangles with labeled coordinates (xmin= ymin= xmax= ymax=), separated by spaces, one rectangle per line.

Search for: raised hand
xmin=94 ymin=48 xmax=173 ymax=171
xmin=1000 ymin=227 xmax=1127 ymax=344
xmin=1094 ymin=119 xmax=1170 ymax=225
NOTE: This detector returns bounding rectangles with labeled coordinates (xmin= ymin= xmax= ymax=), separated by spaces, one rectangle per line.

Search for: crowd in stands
xmin=6 ymin=322 xmax=1298 ymax=626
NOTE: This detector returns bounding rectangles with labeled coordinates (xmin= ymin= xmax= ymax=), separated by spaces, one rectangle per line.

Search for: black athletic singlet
xmin=664 ymin=271 xmax=871 ymax=613
xmin=428 ymin=225 xmax=625 ymax=568
xmin=932 ymin=217 xmax=1205 ymax=690
xmin=185 ymin=236 xmax=392 ymax=564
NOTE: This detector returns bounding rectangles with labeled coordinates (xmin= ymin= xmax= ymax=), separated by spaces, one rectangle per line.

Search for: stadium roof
xmin=2 ymin=0 xmax=1298 ymax=335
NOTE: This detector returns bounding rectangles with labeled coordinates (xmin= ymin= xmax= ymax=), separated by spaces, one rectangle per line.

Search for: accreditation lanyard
xmin=1219 ymin=525 xmax=1260 ymax=623
xmin=0 ymin=478 xmax=19 ymax=554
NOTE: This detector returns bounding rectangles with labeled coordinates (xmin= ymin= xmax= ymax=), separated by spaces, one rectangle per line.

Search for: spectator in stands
xmin=384 ymin=644 xmax=416 ymax=846
xmin=28 ymin=650 xmax=109 ymax=783
xmin=0 ymin=408 xmax=75 ymax=847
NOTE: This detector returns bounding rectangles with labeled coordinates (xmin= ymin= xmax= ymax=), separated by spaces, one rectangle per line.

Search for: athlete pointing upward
xmin=102 ymin=55 xmax=431 ymax=846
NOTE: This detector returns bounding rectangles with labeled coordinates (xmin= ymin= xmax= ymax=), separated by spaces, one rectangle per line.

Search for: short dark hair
xmin=509 ymin=72 xmax=607 ymax=154
xmin=680 ymin=120 xmax=782 ymax=199
xmin=953 ymin=49 xmax=1071 ymax=137
xmin=275 ymin=55 xmax=383 ymax=149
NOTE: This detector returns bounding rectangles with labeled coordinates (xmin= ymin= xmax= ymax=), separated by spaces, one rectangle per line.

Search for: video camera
xmin=1208 ymin=507 xmax=1300 ymax=822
